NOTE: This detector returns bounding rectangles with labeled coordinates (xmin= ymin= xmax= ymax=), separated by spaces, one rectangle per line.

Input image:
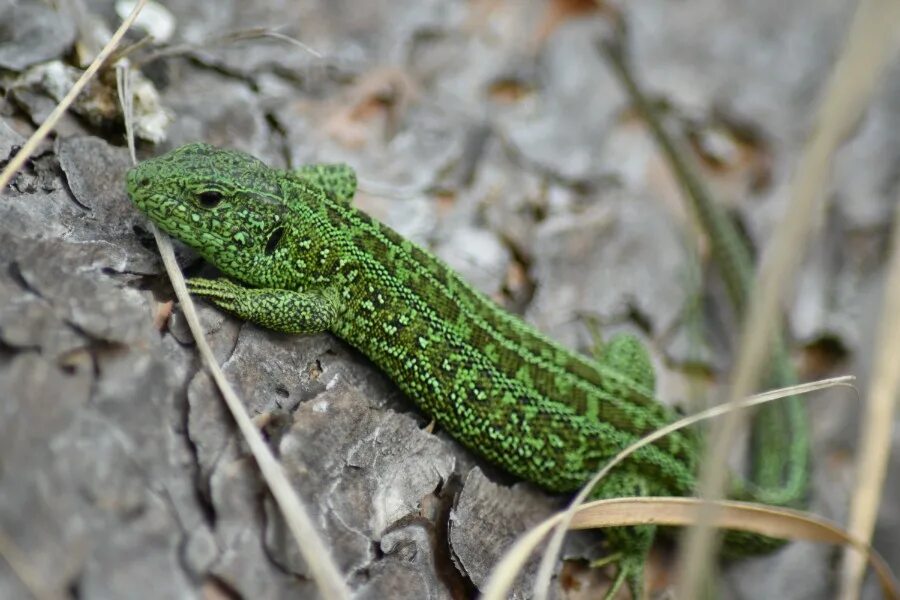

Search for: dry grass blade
xmin=115 ymin=64 xmax=350 ymax=600
xmin=677 ymin=1 xmax=900 ymax=596
xmin=486 ymin=496 xmax=898 ymax=600
xmin=572 ymin=499 xmax=898 ymax=599
xmin=0 ymin=0 xmax=149 ymax=193
xmin=839 ymin=201 xmax=900 ymax=599
xmin=150 ymin=228 xmax=351 ymax=600
xmin=219 ymin=28 xmax=323 ymax=58
xmin=0 ymin=527 xmax=64 ymax=600
xmin=133 ymin=27 xmax=321 ymax=68
xmin=483 ymin=376 xmax=856 ymax=600
xmin=115 ymin=61 xmax=137 ymax=163
xmin=482 ymin=513 xmax=563 ymax=600
xmin=531 ymin=378 xmax=855 ymax=600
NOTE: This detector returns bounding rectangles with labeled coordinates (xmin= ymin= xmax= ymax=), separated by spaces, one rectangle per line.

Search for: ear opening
xmin=265 ymin=226 xmax=286 ymax=255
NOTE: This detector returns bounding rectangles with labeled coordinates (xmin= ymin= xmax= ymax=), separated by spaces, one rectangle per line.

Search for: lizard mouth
xmin=125 ymin=165 xmax=152 ymax=206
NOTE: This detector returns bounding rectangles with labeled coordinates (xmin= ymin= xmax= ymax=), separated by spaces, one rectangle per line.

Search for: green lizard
xmin=126 ymin=142 xmax=805 ymax=598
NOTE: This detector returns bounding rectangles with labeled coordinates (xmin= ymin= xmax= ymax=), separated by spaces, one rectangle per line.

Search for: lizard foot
xmin=591 ymin=549 xmax=646 ymax=600
xmin=186 ymin=277 xmax=244 ymax=312
xmin=185 ymin=277 xmax=339 ymax=334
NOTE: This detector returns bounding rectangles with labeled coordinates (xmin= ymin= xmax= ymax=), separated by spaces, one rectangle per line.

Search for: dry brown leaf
xmin=153 ymin=299 xmax=174 ymax=331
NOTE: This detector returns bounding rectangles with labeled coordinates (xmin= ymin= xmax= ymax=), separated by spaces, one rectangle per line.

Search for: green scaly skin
xmin=126 ymin=143 xmax=802 ymax=598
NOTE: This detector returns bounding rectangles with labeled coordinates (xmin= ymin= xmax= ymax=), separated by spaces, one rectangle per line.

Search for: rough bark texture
xmin=1 ymin=0 xmax=897 ymax=598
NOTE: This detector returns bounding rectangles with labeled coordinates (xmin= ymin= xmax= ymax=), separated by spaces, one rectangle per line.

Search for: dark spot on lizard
xmin=197 ymin=191 xmax=223 ymax=208
xmin=265 ymin=226 xmax=285 ymax=255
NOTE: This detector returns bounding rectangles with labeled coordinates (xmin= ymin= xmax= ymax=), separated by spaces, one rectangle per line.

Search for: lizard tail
xmin=734 ymin=341 xmax=810 ymax=509
xmin=600 ymin=32 xmax=811 ymax=527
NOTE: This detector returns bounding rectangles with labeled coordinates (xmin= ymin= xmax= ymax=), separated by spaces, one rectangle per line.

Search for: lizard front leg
xmin=187 ymin=277 xmax=340 ymax=334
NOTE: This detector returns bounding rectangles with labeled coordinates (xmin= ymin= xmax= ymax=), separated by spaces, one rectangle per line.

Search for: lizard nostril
xmin=127 ymin=170 xmax=150 ymax=189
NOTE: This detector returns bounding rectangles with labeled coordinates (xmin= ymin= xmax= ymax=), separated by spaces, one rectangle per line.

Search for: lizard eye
xmin=196 ymin=191 xmax=223 ymax=208
xmin=265 ymin=226 xmax=285 ymax=255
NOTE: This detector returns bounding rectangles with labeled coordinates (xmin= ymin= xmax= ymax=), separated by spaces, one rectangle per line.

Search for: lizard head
xmin=126 ymin=143 xmax=299 ymax=288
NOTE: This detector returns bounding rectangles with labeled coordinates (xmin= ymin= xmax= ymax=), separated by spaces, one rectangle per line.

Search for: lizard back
xmin=325 ymin=198 xmax=699 ymax=493
xmin=126 ymin=143 xmax=699 ymax=496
